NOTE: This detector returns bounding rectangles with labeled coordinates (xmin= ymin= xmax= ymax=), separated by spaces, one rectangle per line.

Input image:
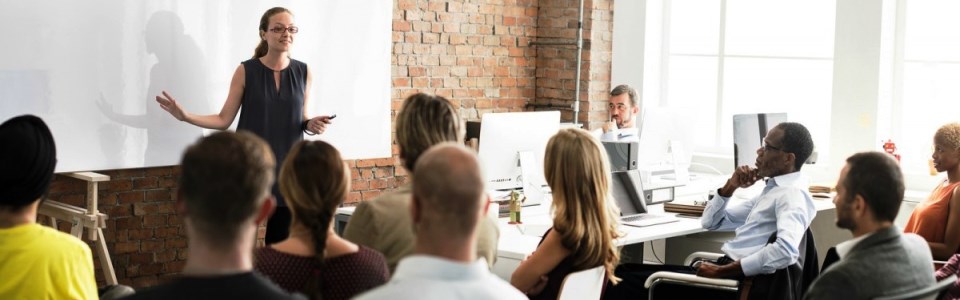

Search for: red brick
xmin=130 ymin=253 xmax=154 ymax=264
xmin=129 ymin=229 xmax=154 ymax=240
xmin=143 ymin=215 xmax=166 ymax=228
xmin=155 ymin=227 xmax=180 ymax=238
xmin=163 ymin=261 xmax=187 ymax=273
xmin=141 ymin=240 xmax=164 ymax=252
xmin=166 ymin=238 xmax=187 ymax=249
xmin=114 ymin=241 xmax=140 ymax=254
xmin=392 ymin=20 xmax=411 ymax=32
xmin=118 ymin=191 xmax=144 ymax=204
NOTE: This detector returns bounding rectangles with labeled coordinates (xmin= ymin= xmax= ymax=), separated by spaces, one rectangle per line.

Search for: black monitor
xmin=603 ymin=141 xmax=639 ymax=172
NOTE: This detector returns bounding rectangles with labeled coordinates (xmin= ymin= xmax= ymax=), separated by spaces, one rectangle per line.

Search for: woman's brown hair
xmin=279 ymin=140 xmax=349 ymax=300
xmin=253 ymin=7 xmax=293 ymax=59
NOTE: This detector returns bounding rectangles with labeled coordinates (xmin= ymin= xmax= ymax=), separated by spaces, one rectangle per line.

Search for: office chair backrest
xmin=745 ymin=228 xmax=818 ymax=300
xmin=873 ymin=274 xmax=957 ymax=300
xmin=558 ymin=265 xmax=607 ymax=300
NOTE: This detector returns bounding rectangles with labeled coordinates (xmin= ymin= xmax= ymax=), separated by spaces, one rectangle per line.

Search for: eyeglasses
xmin=268 ymin=26 xmax=299 ymax=34
xmin=762 ymin=141 xmax=784 ymax=152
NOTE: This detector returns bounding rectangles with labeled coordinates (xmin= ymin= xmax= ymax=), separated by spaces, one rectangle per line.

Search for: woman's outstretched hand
xmin=156 ymin=90 xmax=187 ymax=121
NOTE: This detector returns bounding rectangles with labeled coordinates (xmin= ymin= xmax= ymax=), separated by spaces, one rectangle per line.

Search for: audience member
xmin=123 ymin=131 xmax=304 ymax=300
xmin=904 ymin=122 xmax=960 ymax=260
xmin=354 ymin=144 xmax=525 ymax=300
xmin=600 ymin=84 xmax=641 ymax=142
xmin=343 ymin=93 xmax=499 ymax=272
xmin=256 ymin=140 xmax=389 ymax=300
xmin=936 ymin=254 xmax=960 ymax=300
xmin=804 ymin=151 xmax=934 ymax=299
xmin=511 ymin=128 xmax=622 ymax=299
xmin=606 ymin=122 xmax=817 ymax=299
xmin=0 ymin=115 xmax=97 ymax=299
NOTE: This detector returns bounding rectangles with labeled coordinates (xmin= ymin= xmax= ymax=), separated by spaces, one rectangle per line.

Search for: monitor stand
xmin=518 ymin=150 xmax=545 ymax=206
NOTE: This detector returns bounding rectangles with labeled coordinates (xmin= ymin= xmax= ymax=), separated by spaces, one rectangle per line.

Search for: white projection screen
xmin=0 ymin=0 xmax=392 ymax=173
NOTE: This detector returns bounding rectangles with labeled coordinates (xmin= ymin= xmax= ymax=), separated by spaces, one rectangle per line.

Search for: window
xmin=643 ymin=0 xmax=836 ymax=158
xmin=882 ymin=0 xmax=960 ymax=183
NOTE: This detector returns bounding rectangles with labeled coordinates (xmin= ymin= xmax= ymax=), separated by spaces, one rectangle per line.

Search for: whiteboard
xmin=0 ymin=0 xmax=392 ymax=173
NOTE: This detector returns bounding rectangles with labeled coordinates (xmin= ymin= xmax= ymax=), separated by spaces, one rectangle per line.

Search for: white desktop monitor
xmin=636 ymin=107 xmax=694 ymax=177
xmin=477 ymin=111 xmax=560 ymax=192
xmin=733 ymin=113 xmax=788 ymax=168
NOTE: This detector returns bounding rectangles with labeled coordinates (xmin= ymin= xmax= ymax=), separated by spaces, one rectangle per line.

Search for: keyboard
xmin=621 ymin=213 xmax=679 ymax=227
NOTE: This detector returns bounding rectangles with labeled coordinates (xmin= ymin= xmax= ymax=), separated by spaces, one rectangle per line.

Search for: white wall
xmin=0 ymin=0 xmax=392 ymax=172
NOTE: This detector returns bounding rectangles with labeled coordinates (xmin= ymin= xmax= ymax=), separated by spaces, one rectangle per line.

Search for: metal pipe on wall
xmin=572 ymin=0 xmax=585 ymax=125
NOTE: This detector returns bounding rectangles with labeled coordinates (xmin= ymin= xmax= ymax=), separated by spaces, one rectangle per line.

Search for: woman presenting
xmin=157 ymin=7 xmax=333 ymax=244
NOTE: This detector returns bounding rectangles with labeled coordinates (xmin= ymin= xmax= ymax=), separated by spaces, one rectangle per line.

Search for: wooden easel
xmin=37 ymin=172 xmax=117 ymax=285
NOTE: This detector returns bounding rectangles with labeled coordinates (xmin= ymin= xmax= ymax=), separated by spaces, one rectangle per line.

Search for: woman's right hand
xmin=156 ymin=90 xmax=187 ymax=121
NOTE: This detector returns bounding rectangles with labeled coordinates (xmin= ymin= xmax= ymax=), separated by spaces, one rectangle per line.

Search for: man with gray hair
xmin=601 ymin=84 xmax=641 ymax=142
xmin=355 ymin=144 xmax=525 ymax=300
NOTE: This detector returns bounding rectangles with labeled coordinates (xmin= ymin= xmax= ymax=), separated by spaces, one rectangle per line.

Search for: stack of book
xmin=809 ymin=185 xmax=836 ymax=199
xmin=664 ymin=202 xmax=705 ymax=217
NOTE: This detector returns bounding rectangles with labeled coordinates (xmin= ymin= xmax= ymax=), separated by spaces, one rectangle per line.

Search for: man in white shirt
xmin=606 ymin=122 xmax=818 ymax=300
xmin=354 ymin=144 xmax=526 ymax=300
xmin=600 ymin=84 xmax=640 ymax=142
xmin=697 ymin=122 xmax=817 ymax=279
xmin=804 ymin=152 xmax=934 ymax=300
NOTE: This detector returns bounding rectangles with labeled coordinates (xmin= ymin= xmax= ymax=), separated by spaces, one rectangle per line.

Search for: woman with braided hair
xmin=255 ymin=140 xmax=388 ymax=300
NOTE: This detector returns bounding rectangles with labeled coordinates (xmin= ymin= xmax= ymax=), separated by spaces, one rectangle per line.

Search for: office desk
xmin=491 ymin=204 xmax=706 ymax=280
xmin=491 ymin=190 xmax=840 ymax=280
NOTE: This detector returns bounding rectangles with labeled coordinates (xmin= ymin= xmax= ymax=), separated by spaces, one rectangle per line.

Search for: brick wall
xmin=534 ymin=0 xmax=613 ymax=128
xmin=44 ymin=0 xmax=615 ymax=289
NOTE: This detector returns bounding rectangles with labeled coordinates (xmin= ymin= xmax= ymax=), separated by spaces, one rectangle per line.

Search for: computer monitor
xmin=603 ymin=141 xmax=639 ymax=172
xmin=477 ymin=111 xmax=560 ymax=194
xmin=733 ymin=113 xmax=788 ymax=168
xmin=636 ymin=107 xmax=694 ymax=179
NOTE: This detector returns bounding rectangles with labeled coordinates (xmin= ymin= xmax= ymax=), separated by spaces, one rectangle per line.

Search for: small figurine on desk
xmin=883 ymin=139 xmax=901 ymax=162
xmin=508 ymin=190 xmax=525 ymax=224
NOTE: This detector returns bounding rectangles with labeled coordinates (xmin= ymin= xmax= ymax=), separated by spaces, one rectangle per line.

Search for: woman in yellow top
xmin=904 ymin=122 xmax=960 ymax=260
xmin=510 ymin=128 xmax=622 ymax=299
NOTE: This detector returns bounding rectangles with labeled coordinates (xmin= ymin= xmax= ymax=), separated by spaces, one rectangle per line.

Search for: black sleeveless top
xmin=238 ymin=58 xmax=307 ymax=207
xmin=531 ymin=227 xmax=578 ymax=300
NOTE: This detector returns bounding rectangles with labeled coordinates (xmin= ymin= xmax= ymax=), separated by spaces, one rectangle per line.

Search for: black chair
xmin=645 ymin=228 xmax=819 ymax=300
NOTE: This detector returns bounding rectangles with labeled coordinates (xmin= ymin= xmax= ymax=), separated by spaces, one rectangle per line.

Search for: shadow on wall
xmin=98 ymin=11 xmax=210 ymax=167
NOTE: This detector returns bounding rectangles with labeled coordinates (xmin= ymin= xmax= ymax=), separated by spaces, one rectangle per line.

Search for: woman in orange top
xmin=905 ymin=122 xmax=960 ymax=260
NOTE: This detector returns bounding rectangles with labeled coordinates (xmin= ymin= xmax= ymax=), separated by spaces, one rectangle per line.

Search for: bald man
xmin=355 ymin=144 xmax=525 ymax=300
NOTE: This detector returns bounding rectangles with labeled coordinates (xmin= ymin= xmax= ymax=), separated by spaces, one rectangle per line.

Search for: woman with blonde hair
xmin=255 ymin=140 xmax=389 ymax=300
xmin=904 ymin=122 xmax=960 ymax=261
xmin=510 ymin=128 xmax=622 ymax=299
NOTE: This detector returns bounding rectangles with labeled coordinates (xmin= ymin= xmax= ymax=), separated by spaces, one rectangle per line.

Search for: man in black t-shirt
xmin=122 ymin=131 xmax=303 ymax=300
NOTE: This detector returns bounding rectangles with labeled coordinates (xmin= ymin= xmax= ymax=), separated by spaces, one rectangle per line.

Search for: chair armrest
xmin=684 ymin=251 xmax=726 ymax=266
xmin=644 ymin=272 xmax=740 ymax=289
